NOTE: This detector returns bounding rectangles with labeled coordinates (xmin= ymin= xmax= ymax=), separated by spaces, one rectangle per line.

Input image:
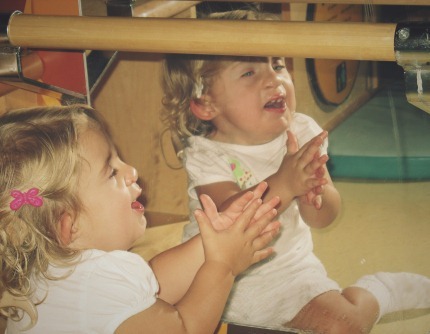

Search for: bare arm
xmin=297 ymin=166 xmax=341 ymax=228
xmin=115 ymin=264 xmax=234 ymax=334
xmin=200 ymin=167 xmax=340 ymax=230
xmin=150 ymin=183 xmax=280 ymax=304
xmin=115 ymin=262 xmax=235 ymax=334
xmin=197 ymin=131 xmax=330 ymax=215
xmin=197 ymin=131 xmax=340 ymax=231
xmin=116 ymin=196 xmax=279 ymax=334
xmin=149 ymin=234 xmax=204 ymax=304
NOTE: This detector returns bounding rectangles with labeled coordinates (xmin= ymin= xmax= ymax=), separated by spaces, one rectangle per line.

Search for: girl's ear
xmin=57 ymin=213 xmax=77 ymax=246
xmin=190 ymin=95 xmax=217 ymax=121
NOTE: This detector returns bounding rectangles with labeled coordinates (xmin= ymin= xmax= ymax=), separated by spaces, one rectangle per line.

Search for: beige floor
xmin=133 ymin=180 xmax=430 ymax=334
xmin=2 ymin=181 xmax=428 ymax=333
xmin=313 ymin=181 xmax=430 ymax=334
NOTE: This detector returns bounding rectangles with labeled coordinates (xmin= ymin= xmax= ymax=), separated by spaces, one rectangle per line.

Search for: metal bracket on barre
xmin=395 ymin=22 xmax=430 ymax=114
xmin=0 ymin=11 xmax=86 ymax=101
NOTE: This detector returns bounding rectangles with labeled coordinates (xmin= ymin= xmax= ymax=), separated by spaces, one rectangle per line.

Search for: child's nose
xmin=265 ymin=69 xmax=282 ymax=88
xmin=124 ymin=165 xmax=138 ymax=186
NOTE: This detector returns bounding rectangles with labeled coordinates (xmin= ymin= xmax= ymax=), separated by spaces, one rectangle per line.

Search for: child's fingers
xmin=242 ymin=181 xmax=268 ymax=212
xmin=193 ymin=208 xmax=214 ymax=238
xmin=313 ymin=195 xmax=323 ymax=210
xmin=319 ymin=130 xmax=328 ymax=141
xmin=314 ymin=164 xmax=327 ymax=179
xmin=306 ymin=155 xmax=328 ymax=176
xmin=225 ymin=190 xmax=255 ymax=213
xmin=297 ymin=131 xmax=328 ymax=165
xmin=313 ymin=185 xmax=324 ymax=195
xmin=300 ymin=187 xmax=324 ymax=209
xmin=245 ymin=207 xmax=278 ymax=239
xmin=251 ymin=181 xmax=268 ymax=201
xmin=252 ymin=196 xmax=280 ymax=221
xmin=251 ymin=247 xmax=275 ymax=264
xmin=199 ymin=194 xmax=218 ymax=222
xmin=252 ymin=227 xmax=279 ymax=252
xmin=306 ymin=177 xmax=328 ymax=189
xmin=315 ymin=130 xmax=328 ymax=143
xmin=249 ymin=225 xmax=281 ymax=264
xmin=232 ymin=198 xmax=263 ymax=232
xmin=260 ymin=221 xmax=281 ymax=234
xmin=299 ymin=141 xmax=324 ymax=167
xmin=286 ymin=130 xmax=299 ymax=154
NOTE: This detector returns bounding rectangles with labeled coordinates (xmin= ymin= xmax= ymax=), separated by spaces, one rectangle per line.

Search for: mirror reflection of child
xmin=161 ymin=9 xmax=430 ymax=333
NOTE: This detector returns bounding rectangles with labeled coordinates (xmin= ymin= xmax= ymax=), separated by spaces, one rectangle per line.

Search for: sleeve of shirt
xmin=85 ymin=251 xmax=159 ymax=333
xmin=184 ymin=140 xmax=237 ymax=194
xmin=291 ymin=113 xmax=328 ymax=154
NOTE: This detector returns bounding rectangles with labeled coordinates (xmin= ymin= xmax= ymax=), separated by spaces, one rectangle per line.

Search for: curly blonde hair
xmin=161 ymin=9 xmax=280 ymax=140
xmin=0 ymin=104 xmax=110 ymax=318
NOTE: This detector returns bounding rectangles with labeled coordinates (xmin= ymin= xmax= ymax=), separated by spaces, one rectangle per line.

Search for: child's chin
xmin=137 ymin=217 xmax=148 ymax=233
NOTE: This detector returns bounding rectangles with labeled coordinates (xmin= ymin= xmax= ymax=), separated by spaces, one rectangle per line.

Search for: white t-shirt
xmin=183 ymin=113 xmax=327 ymax=269
xmin=182 ymin=113 xmax=340 ymax=327
xmin=7 ymin=249 xmax=159 ymax=334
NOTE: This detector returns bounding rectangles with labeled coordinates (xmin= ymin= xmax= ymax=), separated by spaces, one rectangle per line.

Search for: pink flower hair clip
xmin=10 ymin=188 xmax=44 ymax=211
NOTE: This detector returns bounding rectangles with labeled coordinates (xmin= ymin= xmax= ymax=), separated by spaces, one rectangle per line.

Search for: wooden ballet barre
xmin=7 ymin=14 xmax=396 ymax=61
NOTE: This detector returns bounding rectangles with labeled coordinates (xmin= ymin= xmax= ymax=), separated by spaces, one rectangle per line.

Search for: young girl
xmin=161 ymin=9 xmax=430 ymax=334
xmin=0 ymin=104 xmax=281 ymax=333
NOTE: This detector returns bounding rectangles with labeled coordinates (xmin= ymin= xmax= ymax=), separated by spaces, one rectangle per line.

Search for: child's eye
xmin=109 ymin=168 xmax=118 ymax=178
xmin=273 ymin=64 xmax=286 ymax=71
xmin=241 ymin=71 xmax=254 ymax=77
xmin=272 ymin=58 xmax=286 ymax=72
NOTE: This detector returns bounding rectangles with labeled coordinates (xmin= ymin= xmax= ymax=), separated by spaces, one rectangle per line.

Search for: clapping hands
xmin=284 ymin=130 xmax=329 ymax=210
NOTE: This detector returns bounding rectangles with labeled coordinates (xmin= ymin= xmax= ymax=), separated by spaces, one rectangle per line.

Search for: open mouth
xmin=264 ymin=97 xmax=286 ymax=110
xmin=131 ymin=200 xmax=144 ymax=213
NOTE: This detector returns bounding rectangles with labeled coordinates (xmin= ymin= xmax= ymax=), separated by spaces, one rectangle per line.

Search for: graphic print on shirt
xmin=228 ymin=158 xmax=257 ymax=189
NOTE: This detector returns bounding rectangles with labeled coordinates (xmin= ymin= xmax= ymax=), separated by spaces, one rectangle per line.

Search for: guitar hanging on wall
xmin=305 ymin=3 xmax=364 ymax=110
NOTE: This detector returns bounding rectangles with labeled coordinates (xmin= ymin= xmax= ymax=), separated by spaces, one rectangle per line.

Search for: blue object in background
xmin=328 ymin=80 xmax=430 ymax=181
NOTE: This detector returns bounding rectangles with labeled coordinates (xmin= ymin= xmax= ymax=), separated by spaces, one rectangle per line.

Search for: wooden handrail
xmin=8 ymin=14 xmax=396 ymax=61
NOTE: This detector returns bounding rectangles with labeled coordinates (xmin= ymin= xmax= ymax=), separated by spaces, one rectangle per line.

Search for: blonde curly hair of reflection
xmin=0 ymin=104 xmax=110 ymax=319
xmin=161 ymin=9 xmax=280 ymax=140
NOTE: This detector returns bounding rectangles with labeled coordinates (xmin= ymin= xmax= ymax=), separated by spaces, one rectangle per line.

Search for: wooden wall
xmin=92 ymin=53 xmax=189 ymax=224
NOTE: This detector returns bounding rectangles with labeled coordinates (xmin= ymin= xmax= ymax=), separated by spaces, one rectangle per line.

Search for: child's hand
xmin=194 ymin=196 xmax=280 ymax=276
xmin=299 ymin=185 xmax=324 ymax=210
xmin=201 ymin=181 xmax=280 ymax=233
xmin=299 ymin=160 xmax=327 ymax=210
xmin=281 ymin=130 xmax=329 ymax=199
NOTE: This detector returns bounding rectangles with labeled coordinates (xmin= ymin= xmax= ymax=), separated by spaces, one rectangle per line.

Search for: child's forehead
xmin=78 ymin=128 xmax=117 ymax=175
xmin=79 ymin=126 xmax=115 ymax=153
xmin=217 ymin=56 xmax=284 ymax=68
xmin=218 ymin=56 xmax=266 ymax=65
